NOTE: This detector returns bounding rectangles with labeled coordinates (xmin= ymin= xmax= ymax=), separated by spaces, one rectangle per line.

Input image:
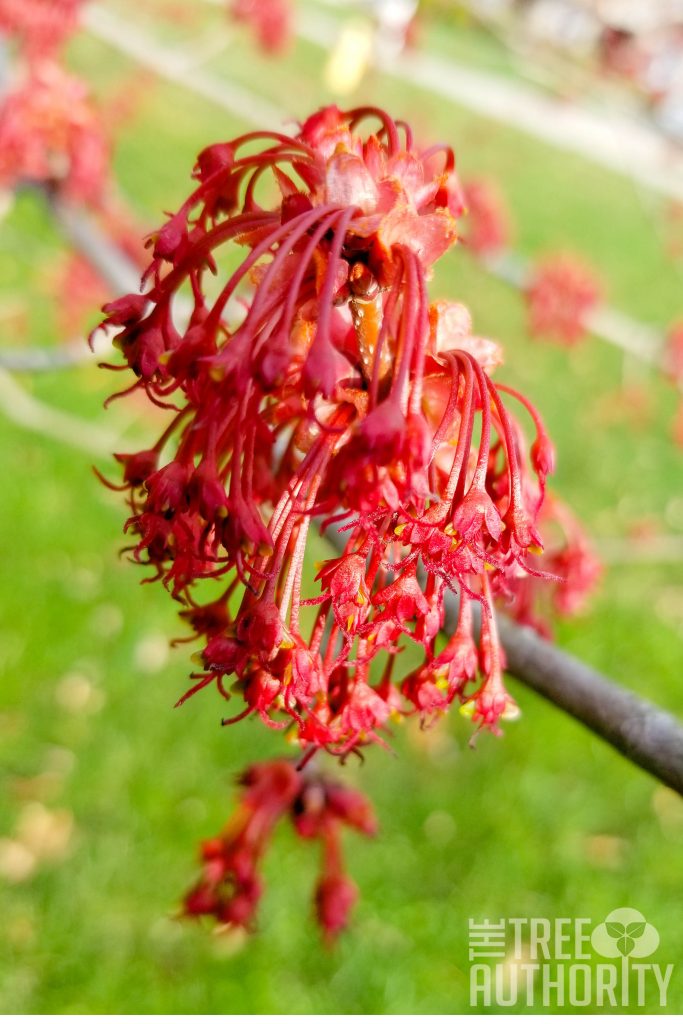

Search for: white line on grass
xmin=82 ymin=3 xmax=287 ymax=129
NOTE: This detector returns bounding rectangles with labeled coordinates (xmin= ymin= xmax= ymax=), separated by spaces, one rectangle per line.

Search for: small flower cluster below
xmin=184 ymin=759 xmax=376 ymax=941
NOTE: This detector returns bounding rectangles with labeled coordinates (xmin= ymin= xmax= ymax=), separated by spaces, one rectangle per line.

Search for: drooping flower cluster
xmin=98 ymin=104 xmax=556 ymax=755
xmin=229 ymin=0 xmax=293 ymax=54
xmin=526 ymin=254 xmax=601 ymax=346
xmin=461 ymin=177 xmax=511 ymax=258
xmin=0 ymin=0 xmax=83 ymax=60
xmin=184 ymin=759 xmax=375 ymax=939
xmin=0 ymin=61 xmax=109 ymax=204
xmin=96 ymin=106 xmax=566 ymax=935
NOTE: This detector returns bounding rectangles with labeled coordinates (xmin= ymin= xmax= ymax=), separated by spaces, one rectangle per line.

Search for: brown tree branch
xmin=485 ymin=606 xmax=683 ymax=796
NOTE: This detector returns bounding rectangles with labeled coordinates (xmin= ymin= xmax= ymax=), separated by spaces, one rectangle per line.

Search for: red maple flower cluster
xmin=461 ymin=177 xmax=511 ymax=258
xmin=98 ymin=105 xmax=561 ymax=933
xmin=184 ymin=759 xmax=375 ymax=939
xmin=97 ymin=105 xmax=557 ymax=747
xmin=229 ymin=0 xmax=293 ymax=54
xmin=0 ymin=61 xmax=109 ymax=204
xmin=526 ymin=254 xmax=601 ymax=346
xmin=0 ymin=0 xmax=83 ymax=60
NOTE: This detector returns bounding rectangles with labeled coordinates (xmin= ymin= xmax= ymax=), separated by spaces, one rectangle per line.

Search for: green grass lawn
xmin=1 ymin=2 xmax=683 ymax=1013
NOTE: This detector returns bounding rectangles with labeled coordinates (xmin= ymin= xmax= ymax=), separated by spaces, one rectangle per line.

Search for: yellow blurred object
xmin=323 ymin=18 xmax=374 ymax=96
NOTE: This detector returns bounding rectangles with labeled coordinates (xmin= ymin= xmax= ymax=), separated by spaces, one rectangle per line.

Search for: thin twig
xmin=597 ymin=535 xmax=683 ymax=565
xmin=0 ymin=366 xmax=125 ymax=456
xmin=0 ymin=340 xmax=95 ymax=372
xmin=50 ymin=197 xmax=142 ymax=296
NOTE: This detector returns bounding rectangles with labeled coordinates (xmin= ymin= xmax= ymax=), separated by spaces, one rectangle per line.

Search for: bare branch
xmin=50 ymin=197 xmax=142 ymax=296
xmin=0 ymin=341 xmax=95 ymax=372
xmin=494 ymin=611 xmax=683 ymax=797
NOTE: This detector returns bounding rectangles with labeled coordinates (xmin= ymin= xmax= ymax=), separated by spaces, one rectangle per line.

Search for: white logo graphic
xmin=591 ymin=908 xmax=659 ymax=960
xmin=469 ymin=910 xmax=673 ymax=1009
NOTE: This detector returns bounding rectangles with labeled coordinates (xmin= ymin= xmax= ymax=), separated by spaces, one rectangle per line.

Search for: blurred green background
xmin=1 ymin=0 xmax=683 ymax=1013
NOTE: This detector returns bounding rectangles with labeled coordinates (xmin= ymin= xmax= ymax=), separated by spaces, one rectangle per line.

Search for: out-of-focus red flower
xmin=230 ymin=0 xmax=293 ymax=54
xmin=526 ymin=254 xmax=601 ymax=346
xmin=461 ymin=177 xmax=511 ymax=257
xmin=184 ymin=759 xmax=375 ymax=939
xmin=597 ymin=26 xmax=645 ymax=83
xmin=504 ymin=492 xmax=602 ymax=638
xmin=0 ymin=61 xmax=109 ymax=204
xmin=665 ymin=321 xmax=683 ymax=389
xmin=0 ymin=0 xmax=83 ymax=59
xmin=96 ymin=105 xmax=556 ymax=756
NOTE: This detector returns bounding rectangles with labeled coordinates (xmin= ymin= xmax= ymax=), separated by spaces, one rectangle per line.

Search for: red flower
xmin=230 ymin=0 xmax=293 ymax=54
xmin=0 ymin=61 xmax=109 ymax=204
xmin=526 ymin=254 xmax=601 ymax=346
xmin=461 ymin=177 xmax=511 ymax=257
xmin=315 ymin=873 xmax=358 ymax=943
xmin=184 ymin=759 xmax=375 ymax=940
xmin=97 ymin=107 xmax=556 ymax=770
xmin=665 ymin=322 xmax=683 ymax=389
xmin=0 ymin=0 xmax=83 ymax=59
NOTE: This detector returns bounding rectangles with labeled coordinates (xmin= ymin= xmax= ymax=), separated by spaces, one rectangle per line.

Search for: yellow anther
xmin=459 ymin=700 xmax=475 ymax=719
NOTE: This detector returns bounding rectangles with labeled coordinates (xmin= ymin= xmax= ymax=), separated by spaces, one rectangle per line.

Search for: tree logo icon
xmin=591 ymin=908 xmax=660 ymax=959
